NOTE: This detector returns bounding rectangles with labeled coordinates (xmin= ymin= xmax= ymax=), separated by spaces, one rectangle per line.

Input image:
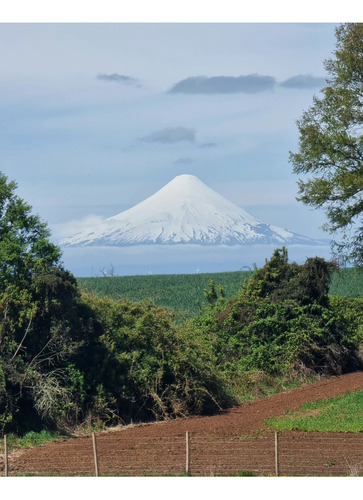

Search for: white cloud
xmin=53 ymin=215 xmax=106 ymax=240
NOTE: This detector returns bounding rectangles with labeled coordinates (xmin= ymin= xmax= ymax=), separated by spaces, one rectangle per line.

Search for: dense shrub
xmin=81 ymin=293 xmax=234 ymax=423
xmin=0 ymin=267 xmax=99 ymax=434
xmin=195 ymin=248 xmax=363 ymax=379
xmin=1 ymin=242 xmax=362 ymax=436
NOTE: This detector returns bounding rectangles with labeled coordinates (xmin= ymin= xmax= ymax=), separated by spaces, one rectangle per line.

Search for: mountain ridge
xmin=60 ymin=174 xmax=324 ymax=247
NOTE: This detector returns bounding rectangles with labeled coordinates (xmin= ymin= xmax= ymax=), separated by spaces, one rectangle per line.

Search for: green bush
xmin=195 ymin=248 xmax=363 ymax=379
xmin=81 ymin=292 xmax=235 ymax=422
xmin=1 ymin=241 xmax=362 ymax=436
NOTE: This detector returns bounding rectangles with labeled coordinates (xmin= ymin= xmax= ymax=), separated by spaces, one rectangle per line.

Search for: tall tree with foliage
xmin=290 ymin=23 xmax=363 ymax=265
xmin=0 ymin=172 xmax=61 ymax=290
xmin=0 ymin=172 xmax=87 ymax=433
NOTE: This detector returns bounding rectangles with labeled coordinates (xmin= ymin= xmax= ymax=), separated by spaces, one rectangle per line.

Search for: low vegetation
xmin=0 ymin=430 xmax=64 ymax=451
xmin=0 ymin=170 xmax=362 ymax=437
xmin=1 ymin=241 xmax=362 ymax=439
xmin=194 ymin=249 xmax=363 ymax=381
xmin=1 ymin=238 xmax=363 ymax=438
xmin=265 ymin=390 xmax=363 ymax=433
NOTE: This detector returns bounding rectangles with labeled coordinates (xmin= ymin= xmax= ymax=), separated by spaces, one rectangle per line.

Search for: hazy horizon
xmin=60 ymin=243 xmax=333 ymax=278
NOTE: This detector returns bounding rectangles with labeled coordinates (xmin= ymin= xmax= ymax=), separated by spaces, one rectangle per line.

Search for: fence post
xmin=4 ymin=434 xmax=8 ymax=477
xmin=186 ymin=431 xmax=190 ymax=474
xmin=274 ymin=431 xmax=279 ymax=477
xmin=92 ymin=432 xmax=99 ymax=477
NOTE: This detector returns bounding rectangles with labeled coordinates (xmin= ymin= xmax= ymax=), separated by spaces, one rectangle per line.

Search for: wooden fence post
xmin=274 ymin=431 xmax=279 ymax=477
xmin=186 ymin=431 xmax=190 ymax=474
xmin=4 ymin=434 xmax=8 ymax=477
xmin=92 ymin=432 xmax=99 ymax=477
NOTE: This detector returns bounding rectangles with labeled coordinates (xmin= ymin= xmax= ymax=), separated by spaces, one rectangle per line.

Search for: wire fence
xmin=1 ymin=430 xmax=363 ymax=477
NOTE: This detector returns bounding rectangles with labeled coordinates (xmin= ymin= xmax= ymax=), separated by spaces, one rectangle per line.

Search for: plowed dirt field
xmin=2 ymin=371 xmax=363 ymax=476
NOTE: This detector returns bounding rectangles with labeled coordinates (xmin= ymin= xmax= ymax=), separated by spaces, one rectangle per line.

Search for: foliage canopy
xmin=290 ymin=23 xmax=363 ymax=265
xmin=0 ymin=172 xmax=61 ymax=291
xmin=0 ymin=172 xmax=88 ymax=433
xmin=195 ymin=248 xmax=362 ymax=379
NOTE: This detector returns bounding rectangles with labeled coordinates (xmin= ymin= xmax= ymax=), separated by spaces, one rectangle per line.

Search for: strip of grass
xmin=265 ymin=390 xmax=363 ymax=433
xmin=0 ymin=430 xmax=65 ymax=451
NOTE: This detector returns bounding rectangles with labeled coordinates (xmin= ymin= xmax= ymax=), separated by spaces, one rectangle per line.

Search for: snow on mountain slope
xmin=60 ymin=174 xmax=319 ymax=247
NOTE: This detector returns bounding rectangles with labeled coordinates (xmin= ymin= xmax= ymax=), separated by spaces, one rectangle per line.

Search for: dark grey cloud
xmin=174 ymin=157 xmax=195 ymax=165
xmin=199 ymin=142 xmax=217 ymax=149
xmin=280 ymin=74 xmax=326 ymax=89
xmin=168 ymin=74 xmax=276 ymax=94
xmin=97 ymin=73 xmax=142 ymax=87
xmin=139 ymin=127 xmax=196 ymax=144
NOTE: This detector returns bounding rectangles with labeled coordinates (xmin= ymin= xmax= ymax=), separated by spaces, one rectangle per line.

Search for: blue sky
xmin=0 ymin=11 xmax=350 ymax=275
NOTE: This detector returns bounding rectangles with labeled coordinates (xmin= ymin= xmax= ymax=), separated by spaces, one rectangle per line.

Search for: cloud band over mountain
xmin=96 ymin=72 xmax=326 ymax=94
xmin=139 ymin=127 xmax=196 ymax=144
xmin=279 ymin=74 xmax=327 ymax=89
xmin=168 ymin=74 xmax=326 ymax=94
xmin=174 ymin=157 xmax=195 ymax=165
xmin=97 ymin=73 xmax=142 ymax=87
xmin=168 ymin=74 xmax=276 ymax=94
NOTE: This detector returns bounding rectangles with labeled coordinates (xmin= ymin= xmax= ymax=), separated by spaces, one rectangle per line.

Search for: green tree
xmin=0 ymin=172 xmax=61 ymax=291
xmin=290 ymin=23 xmax=363 ymax=265
xmin=0 ymin=172 xmax=88 ymax=433
xmin=203 ymin=279 xmax=225 ymax=306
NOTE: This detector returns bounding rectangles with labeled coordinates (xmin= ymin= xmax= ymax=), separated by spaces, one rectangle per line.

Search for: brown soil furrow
xmin=2 ymin=371 xmax=362 ymax=476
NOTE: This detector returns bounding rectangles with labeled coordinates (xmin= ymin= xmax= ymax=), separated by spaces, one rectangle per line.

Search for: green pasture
xmin=78 ymin=270 xmax=253 ymax=317
xmin=78 ymin=267 xmax=362 ymax=316
xmin=265 ymin=390 xmax=363 ymax=433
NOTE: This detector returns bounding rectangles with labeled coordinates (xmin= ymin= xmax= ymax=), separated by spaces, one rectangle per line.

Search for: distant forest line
xmin=78 ymin=267 xmax=363 ymax=317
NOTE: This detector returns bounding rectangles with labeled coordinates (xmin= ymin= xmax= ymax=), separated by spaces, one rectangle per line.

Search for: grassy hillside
xmin=78 ymin=267 xmax=362 ymax=316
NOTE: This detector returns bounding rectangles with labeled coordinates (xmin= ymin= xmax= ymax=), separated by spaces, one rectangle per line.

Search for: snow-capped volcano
xmin=60 ymin=174 xmax=319 ymax=247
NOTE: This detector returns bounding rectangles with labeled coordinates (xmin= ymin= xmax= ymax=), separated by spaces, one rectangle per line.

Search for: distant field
xmin=328 ymin=267 xmax=363 ymax=298
xmin=78 ymin=270 xmax=253 ymax=317
xmin=78 ymin=267 xmax=363 ymax=317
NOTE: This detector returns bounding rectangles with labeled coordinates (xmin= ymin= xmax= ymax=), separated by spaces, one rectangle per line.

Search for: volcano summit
xmin=61 ymin=174 xmax=320 ymax=247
